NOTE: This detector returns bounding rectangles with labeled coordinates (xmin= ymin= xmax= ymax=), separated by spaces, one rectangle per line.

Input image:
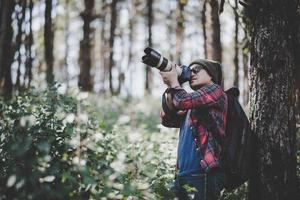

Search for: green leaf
xmin=37 ymin=141 xmax=51 ymax=154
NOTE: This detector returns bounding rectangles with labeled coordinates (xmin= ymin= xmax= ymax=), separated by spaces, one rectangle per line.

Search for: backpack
xmin=192 ymin=87 xmax=256 ymax=190
xmin=221 ymin=87 xmax=256 ymax=190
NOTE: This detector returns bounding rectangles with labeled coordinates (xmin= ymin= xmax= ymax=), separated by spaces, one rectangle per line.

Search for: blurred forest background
xmin=0 ymin=0 xmax=250 ymax=101
xmin=0 ymin=0 xmax=299 ymax=199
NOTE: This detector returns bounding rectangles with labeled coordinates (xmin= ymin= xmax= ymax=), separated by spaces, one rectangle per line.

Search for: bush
xmin=0 ymin=86 xmax=176 ymax=199
xmin=0 ymin=87 xmax=85 ymax=199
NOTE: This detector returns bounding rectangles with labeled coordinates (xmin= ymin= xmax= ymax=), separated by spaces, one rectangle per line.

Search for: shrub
xmin=0 ymin=87 xmax=176 ymax=199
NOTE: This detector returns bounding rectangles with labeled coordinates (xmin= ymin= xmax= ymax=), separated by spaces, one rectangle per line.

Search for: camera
xmin=142 ymin=47 xmax=191 ymax=84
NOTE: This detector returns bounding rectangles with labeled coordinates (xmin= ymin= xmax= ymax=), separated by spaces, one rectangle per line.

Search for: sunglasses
xmin=189 ymin=65 xmax=205 ymax=74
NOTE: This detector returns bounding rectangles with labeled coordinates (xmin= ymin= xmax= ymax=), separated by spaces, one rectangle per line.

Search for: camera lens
xmin=142 ymin=47 xmax=170 ymax=71
xmin=141 ymin=47 xmax=191 ymax=84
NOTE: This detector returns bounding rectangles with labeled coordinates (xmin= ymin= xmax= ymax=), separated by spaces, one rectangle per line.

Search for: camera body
xmin=142 ymin=47 xmax=191 ymax=84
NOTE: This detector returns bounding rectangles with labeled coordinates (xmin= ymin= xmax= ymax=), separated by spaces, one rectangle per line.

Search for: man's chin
xmin=190 ymin=84 xmax=200 ymax=90
xmin=190 ymin=83 xmax=204 ymax=90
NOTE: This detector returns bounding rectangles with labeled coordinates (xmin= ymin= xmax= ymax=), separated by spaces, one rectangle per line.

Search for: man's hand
xmin=159 ymin=63 xmax=180 ymax=88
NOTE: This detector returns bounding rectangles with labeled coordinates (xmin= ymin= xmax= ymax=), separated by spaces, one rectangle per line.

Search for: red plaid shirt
xmin=161 ymin=83 xmax=228 ymax=172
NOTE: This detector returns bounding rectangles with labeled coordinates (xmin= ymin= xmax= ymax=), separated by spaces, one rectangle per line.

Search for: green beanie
xmin=188 ymin=59 xmax=222 ymax=85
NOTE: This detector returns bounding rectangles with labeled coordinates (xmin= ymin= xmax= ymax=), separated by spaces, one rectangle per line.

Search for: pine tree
xmin=78 ymin=0 xmax=95 ymax=91
xmin=0 ymin=0 xmax=15 ymax=99
xmin=45 ymin=0 xmax=54 ymax=86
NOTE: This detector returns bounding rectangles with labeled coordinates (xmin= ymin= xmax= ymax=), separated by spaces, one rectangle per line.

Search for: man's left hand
xmin=159 ymin=63 xmax=180 ymax=88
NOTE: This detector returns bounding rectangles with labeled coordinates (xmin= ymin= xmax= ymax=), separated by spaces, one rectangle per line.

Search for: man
xmin=159 ymin=59 xmax=228 ymax=200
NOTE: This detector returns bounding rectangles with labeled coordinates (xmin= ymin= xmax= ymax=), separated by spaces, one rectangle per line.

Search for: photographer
xmin=159 ymin=59 xmax=228 ymax=200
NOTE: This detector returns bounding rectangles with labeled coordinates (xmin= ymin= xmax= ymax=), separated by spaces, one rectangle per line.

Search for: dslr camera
xmin=142 ymin=47 xmax=191 ymax=84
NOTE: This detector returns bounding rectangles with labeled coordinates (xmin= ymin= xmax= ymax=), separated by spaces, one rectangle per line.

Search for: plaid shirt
xmin=161 ymin=83 xmax=228 ymax=173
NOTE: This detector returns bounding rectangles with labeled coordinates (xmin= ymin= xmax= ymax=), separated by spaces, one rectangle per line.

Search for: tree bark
xmin=108 ymin=0 xmax=117 ymax=95
xmin=248 ymin=1 xmax=299 ymax=199
xmin=0 ymin=0 xmax=15 ymax=100
xmin=145 ymin=0 xmax=153 ymax=94
xmin=126 ymin=0 xmax=137 ymax=97
xmin=202 ymin=0 xmax=208 ymax=59
xmin=294 ymin=2 xmax=300 ymax=123
xmin=167 ymin=9 xmax=175 ymax=61
xmin=64 ymin=0 xmax=70 ymax=89
xmin=242 ymin=39 xmax=249 ymax=105
xmin=45 ymin=0 xmax=54 ymax=86
xmin=78 ymin=0 xmax=95 ymax=91
xmin=175 ymin=0 xmax=186 ymax=65
xmin=233 ymin=0 xmax=239 ymax=88
xmin=204 ymin=0 xmax=222 ymax=62
xmin=99 ymin=0 xmax=108 ymax=94
xmin=15 ymin=0 xmax=27 ymax=89
xmin=24 ymin=0 xmax=34 ymax=88
xmin=0 ymin=1 xmax=3 ymax=28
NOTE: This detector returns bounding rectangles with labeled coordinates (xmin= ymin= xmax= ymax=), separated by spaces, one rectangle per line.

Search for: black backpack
xmin=221 ymin=87 xmax=256 ymax=190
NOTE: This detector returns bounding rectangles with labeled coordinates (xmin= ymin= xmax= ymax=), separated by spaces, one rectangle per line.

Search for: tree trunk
xmin=0 ymin=0 xmax=15 ymax=100
xmin=126 ymin=0 xmax=136 ymax=97
xmin=78 ymin=0 xmax=95 ymax=91
xmin=15 ymin=0 xmax=27 ymax=90
xmin=167 ymin=9 xmax=175 ymax=61
xmin=202 ymin=0 xmax=208 ymax=59
xmin=99 ymin=0 xmax=108 ymax=94
xmin=204 ymin=0 xmax=222 ymax=62
xmin=242 ymin=40 xmax=249 ymax=105
xmin=145 ymin=0 xmax=153 ymax=94
xmin=233 ymin=0 xmax=239 ymax=88
xmin=108 ymin=0 xmax=117 ymax=95
xmin=248 ymin=1 xmax=299 ymax=199
xmin=294 ymin=3 xmax=300 ymax=124
xmin=24 ymin=0 xmax=34 ymax=88
xmin=175 ymin=0 xmax=186 ymax=65
xmin=45 ymin=0 xmax=54 ymax=86
xmin=0 ymin=1 xmax=3 ymax=27
xmin=64 ymin=0 xmax=70 ymax=89
xmin=116 ymin=27 xmax=125 ymax=95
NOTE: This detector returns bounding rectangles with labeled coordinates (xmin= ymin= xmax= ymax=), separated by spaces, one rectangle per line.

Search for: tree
xmin=175 ymin=0 xmax=187 ymax=64
xmin=233 ymin=0 xmax=239 ymax=88
xmin=108 ymin=0 xmax=117 ymax=95
xmin=99 ymin=0 xmax=109 ymax=94
xmin=14 ymin=0 xmax=34 ymax=90
xmin=78 ymin=0 xmax=95 ymax=91
xmin=15 ymin=0 xmax=27 ymax=90
xmin=202 ymin=0 xmax=222 ymax=62
xmin=24 ymin=0 xmax=34 ymax=88
xmin=64 ymin=0 xmax=70 ymax=89
xmin=145 ymin=0 xmax=153 ymax=94
xmin=0 ymin=0 xmax=15 ymax=100
xmin=126 ymin=0 xmax=138 ymax=96
xmin=45 ymin=0 xmax=54 ymax=86
xmin=242 ymin=37 xmax=249 ymax=104
xmin=246 ymin=0 xmax=300 ymax=199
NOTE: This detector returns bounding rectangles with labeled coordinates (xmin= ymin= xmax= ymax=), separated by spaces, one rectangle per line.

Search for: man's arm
xmin=160 ymin=109 xmax=186 ymax=128
xmin=172 ymin=84 xmax=223 ymax=110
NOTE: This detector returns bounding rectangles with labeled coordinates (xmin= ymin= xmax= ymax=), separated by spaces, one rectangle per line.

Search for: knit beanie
xmin=188 ymin=59 xmax=222 ymax=85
